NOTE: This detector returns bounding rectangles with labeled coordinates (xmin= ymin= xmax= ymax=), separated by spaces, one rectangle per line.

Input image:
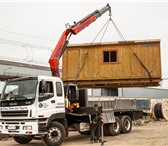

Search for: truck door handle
xmin=51 ymin=100 xmax=55 ymax=103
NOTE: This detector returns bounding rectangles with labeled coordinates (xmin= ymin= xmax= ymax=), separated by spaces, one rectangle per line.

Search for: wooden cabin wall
xmin=62 ymin=40 xmax=161 ymax=87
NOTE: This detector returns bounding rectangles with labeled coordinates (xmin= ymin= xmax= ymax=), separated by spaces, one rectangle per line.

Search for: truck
xmin=0 ymin=4 xmax=150 ymax=146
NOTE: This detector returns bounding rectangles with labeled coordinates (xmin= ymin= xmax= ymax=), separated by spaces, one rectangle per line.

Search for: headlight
xmin=23 ymin=126 xmax=32 ymax=130
xmin=0 ymin=125 xmax=3 ymax=130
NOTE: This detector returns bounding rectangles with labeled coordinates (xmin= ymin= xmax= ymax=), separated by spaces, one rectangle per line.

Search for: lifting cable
xmin=109 ymin=17 xmax=152 ymax=82
xmin=91 ymin=18 xmax=111 ymax=43
xmin=75 ymin=13 xmax=152 ymax=83
xmin=74 ymin=17 xmax=112 ymax=81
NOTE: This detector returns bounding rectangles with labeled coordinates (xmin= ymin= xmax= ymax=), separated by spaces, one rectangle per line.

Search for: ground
xmin=0 ymin=120 xmax=168 ymax=146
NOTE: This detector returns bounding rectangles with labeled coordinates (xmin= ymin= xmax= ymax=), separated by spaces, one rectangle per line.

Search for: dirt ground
xmin=0 ymin=120 xmax=168 ymax=146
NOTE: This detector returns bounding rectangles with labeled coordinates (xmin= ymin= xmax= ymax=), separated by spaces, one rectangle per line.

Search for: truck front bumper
xmin=0 ymin=120 xmax=39 ymax=135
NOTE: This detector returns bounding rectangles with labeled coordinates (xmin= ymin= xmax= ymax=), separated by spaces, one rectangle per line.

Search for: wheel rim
xmin=113 ymin=122 xmax=120 ymax=132
xmin=47 ymin=127 xmax=61 ymax=142
xmin=124 ymin=119 xmax=131 ymax=130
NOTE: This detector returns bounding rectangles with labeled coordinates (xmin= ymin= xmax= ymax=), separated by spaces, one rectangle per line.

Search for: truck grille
xmin=1 ymin=110 xmax=28 ymax=117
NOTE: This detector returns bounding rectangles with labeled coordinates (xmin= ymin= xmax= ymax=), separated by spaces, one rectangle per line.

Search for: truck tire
xmin=42 ymin=121 xmax=66 ymax=146
xmin=107 ymin=116 xmax=121 ymax=136
xmin=121 ymin=115 xmax=132 ymax=134
xmin=13 ymin=136 xmax=32 ymax=144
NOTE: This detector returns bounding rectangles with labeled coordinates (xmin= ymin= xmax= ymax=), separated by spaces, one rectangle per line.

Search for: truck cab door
xmin=38 ymin=81 xmax=56 ymax=117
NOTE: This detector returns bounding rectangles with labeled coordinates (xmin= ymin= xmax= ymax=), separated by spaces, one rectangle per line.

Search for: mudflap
xmin=132 ymin=110 xmax=143 ymax=120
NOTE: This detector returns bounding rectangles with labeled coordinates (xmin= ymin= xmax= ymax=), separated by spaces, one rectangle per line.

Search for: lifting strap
xmin=74 ymin=17 xmax=112 ymax=82
xmin=74 ymin=14 xmax=152 ymax=83
xmin=109 ymin=18 xmax=152 ymax=82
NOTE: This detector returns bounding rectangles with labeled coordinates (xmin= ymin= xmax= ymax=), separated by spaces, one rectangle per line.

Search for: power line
xmin=0 ymin=55 xmax=49 ymax=66
xmin=0 ymin=38 xmax=53 ymax=51
xmin=0 ymin=29 xmax=56 ymax=42
xmin=0 ymin=29 xmax=54 ymax=66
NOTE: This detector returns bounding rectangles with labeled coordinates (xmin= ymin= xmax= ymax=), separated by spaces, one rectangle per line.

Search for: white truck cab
xmin=0 ymin=75 xmax=67 ymax=146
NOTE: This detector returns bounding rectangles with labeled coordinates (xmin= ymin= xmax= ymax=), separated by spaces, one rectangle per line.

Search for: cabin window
xmin=39 ymin=81 xmax=54 ymax=102
xmin=103 ymin=50 xmax=117 ymax=63
xmin=56 ymin=82 xmax=63 ymax=97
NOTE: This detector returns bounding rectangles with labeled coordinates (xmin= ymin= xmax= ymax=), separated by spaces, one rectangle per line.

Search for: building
xmin=88 ymin=87 xmax=168 ymax=99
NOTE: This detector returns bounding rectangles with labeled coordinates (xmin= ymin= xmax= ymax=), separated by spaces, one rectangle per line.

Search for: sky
xmin=0 ymin=1 xmax=168 ymax=87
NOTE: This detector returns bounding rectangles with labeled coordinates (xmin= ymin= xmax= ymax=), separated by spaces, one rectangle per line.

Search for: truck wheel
xmin=121 ymin=115 xmax=132 ymax=134
xmin=107 ymin=116 xmax=121 ymax=136
xmin=13 ymin=136 xmax=32 ymax=144
xmin=42 ymin=121 xmax=66 ymax=146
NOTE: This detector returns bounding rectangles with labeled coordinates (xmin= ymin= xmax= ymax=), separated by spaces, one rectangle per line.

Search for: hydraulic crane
xmin=49 ymin=4 xmax=111 ymax=77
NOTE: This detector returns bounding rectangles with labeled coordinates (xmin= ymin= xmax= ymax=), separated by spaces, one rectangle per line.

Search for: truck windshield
xmin=1 ymin=79 xmax=38 ymax=102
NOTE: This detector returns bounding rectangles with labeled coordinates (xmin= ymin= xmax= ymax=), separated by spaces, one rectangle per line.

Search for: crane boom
xmin=49 ymin=4 xmax=111 ymax=77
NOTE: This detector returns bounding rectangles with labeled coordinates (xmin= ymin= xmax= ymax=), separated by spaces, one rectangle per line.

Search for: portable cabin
xmin=62 ymin=39 xmax=162 ymax=88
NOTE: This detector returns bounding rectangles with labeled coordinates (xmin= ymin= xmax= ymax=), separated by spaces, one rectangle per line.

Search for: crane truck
xmin=0 ymin=4 xmax=150 ymax=146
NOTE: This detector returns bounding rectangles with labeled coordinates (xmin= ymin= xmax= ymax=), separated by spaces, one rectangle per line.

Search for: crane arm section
xmin=49 ymin=4 xmax=111 ymax=77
